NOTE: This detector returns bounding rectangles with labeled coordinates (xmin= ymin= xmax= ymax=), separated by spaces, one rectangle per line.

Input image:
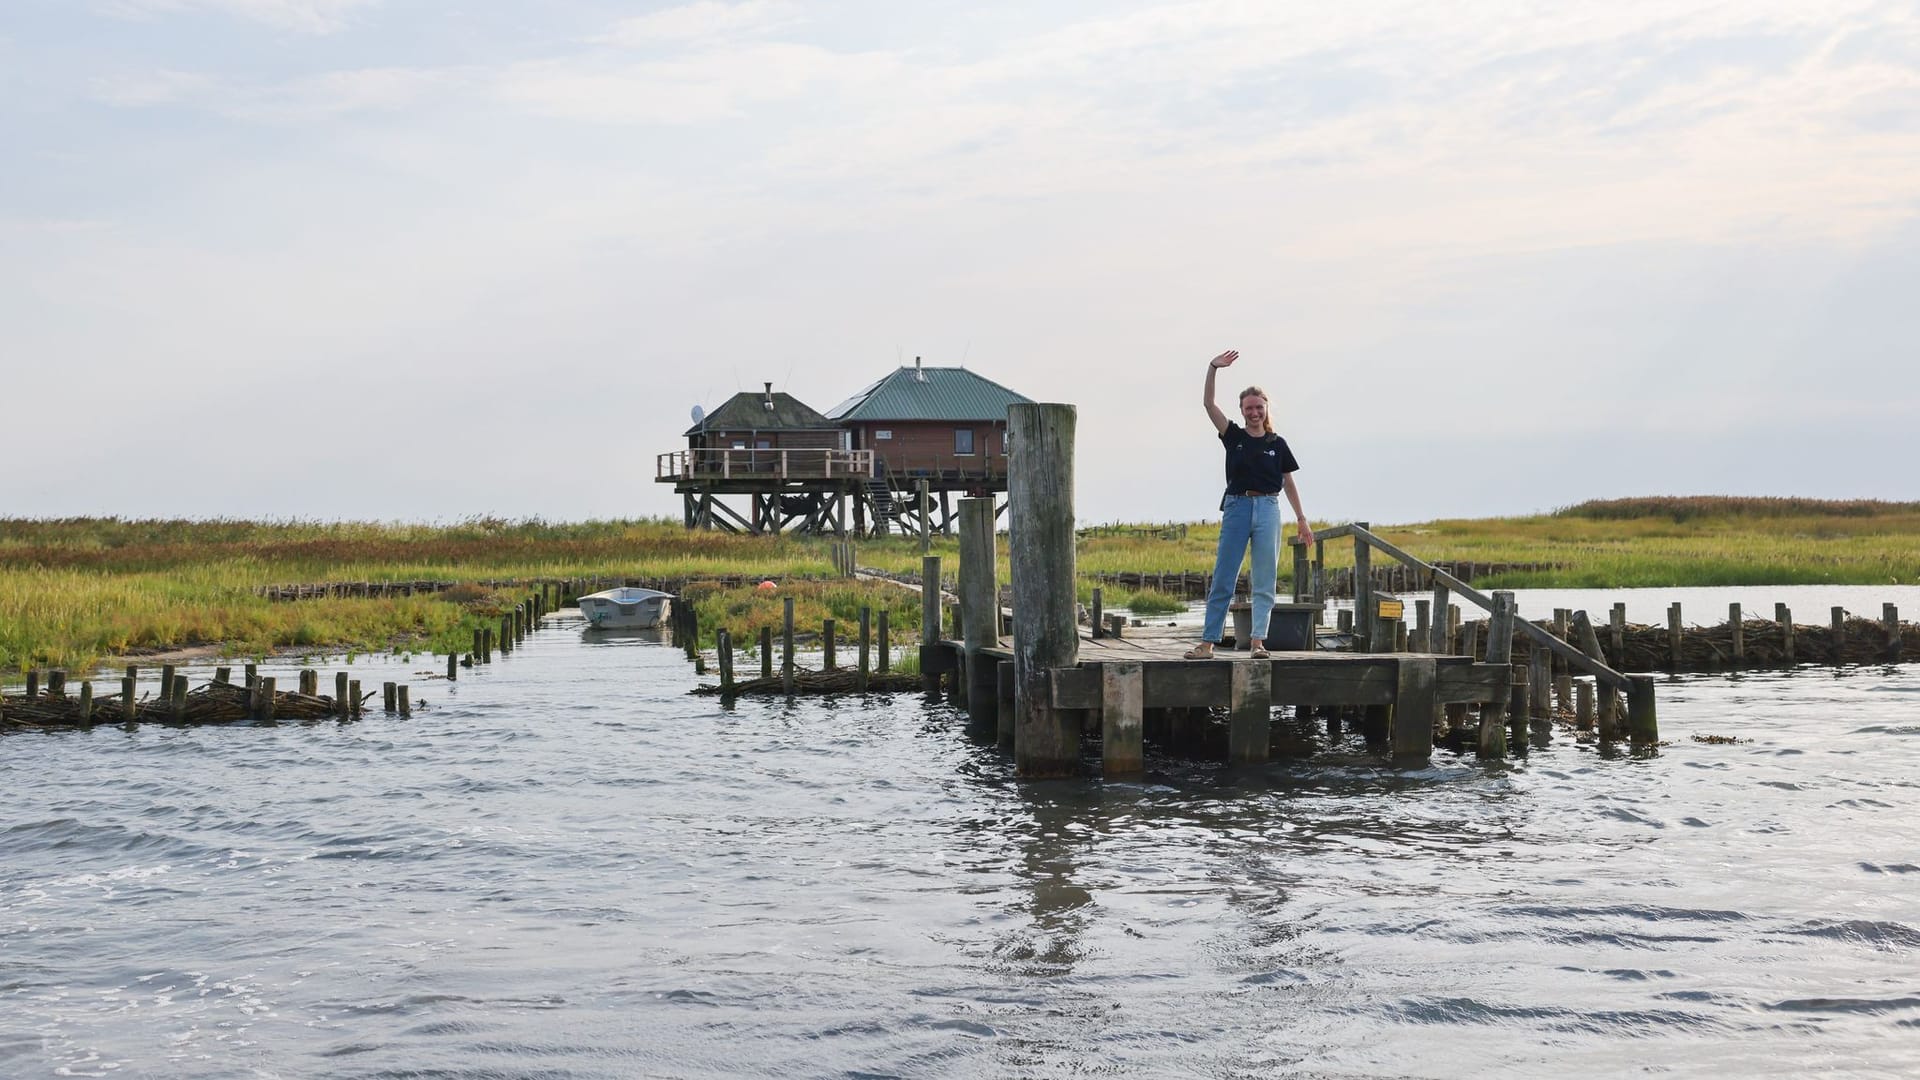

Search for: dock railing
xmin=1304 ymin=522 xmax=1656 ymax=747
xmin=657 ymin=448 xmax=876 ymax=482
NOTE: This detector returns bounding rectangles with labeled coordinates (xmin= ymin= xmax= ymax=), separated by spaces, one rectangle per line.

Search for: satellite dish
xmin=690 ymin=405 xmax=705 ymax=423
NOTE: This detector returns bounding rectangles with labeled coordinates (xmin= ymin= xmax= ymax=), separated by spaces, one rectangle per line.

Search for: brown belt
xmin=1241 ymin=490 xmax=1276 ymax=497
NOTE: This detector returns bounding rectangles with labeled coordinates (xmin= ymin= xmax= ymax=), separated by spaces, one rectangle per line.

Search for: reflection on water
xmin=1 ymin=610 xmax=1917 ymax=1078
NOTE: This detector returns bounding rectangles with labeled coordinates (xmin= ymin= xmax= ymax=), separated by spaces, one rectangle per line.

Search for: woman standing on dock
xmin=1187 ymin=350 xmax=1313 ymax=660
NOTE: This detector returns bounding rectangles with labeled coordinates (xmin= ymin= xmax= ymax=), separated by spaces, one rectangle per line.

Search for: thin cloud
xmin=97 ymin=0 xmax=380 ymax=35
xmin=594 ymin=0 xmax=800 ymax=47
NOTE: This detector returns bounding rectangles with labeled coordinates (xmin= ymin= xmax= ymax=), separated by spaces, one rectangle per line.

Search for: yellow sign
xmin=1376 ymin=599 xmax=1404 ymax=620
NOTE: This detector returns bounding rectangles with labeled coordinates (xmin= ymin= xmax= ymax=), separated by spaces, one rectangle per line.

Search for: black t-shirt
xmin=1220 ymin=421 xmax=1300 ymax=496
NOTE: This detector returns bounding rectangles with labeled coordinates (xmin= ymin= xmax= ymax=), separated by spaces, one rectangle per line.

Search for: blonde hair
xmin=1238 ymin=386 xmax=1269 ymax=405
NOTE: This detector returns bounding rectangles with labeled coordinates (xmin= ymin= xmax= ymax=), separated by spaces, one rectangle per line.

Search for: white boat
xmin=577 ymin=587 xmax=673 ymax=629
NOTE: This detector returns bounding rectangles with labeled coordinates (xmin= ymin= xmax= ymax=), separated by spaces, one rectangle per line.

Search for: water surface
xmin=3 ymin=608 xmax=1918 ymax=1078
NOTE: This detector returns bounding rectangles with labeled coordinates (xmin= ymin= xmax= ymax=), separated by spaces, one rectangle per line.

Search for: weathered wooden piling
xmin=718 ymin=629 xmax=735 ymax=693
xmin=398 ymin=685 xmax=410 ymax=717
xmin=958 ymin=497 xmax=1000 ymax=732
xmin=349 ymin=679 xmax=362 ymax=717
xmin=447 ymin=653 xmax=457 ymax=680
xmin=917 ymin=479 xmax=931 ymax=555
xmin=1576 ymin=680 xmax=1594 ymax=729
xmin=782 ymin=596 xmax=796 ymax=697
xmin=1292 ymin=539 xmax=1311 ymax=606
xmin=336 ymin=672 xmax=349 ymax=715
xmin=857 ymin=607 xmax=871 ymax=691
xmin=258 ymin=677 xmax=276 ymax=721
xmin=49 ymin=670 xmax=66 ymax=697
xmin=1391 ymin=657 xmax=1436 ymax=759
xmin=1090 ymin=586 xmax=1104 ymax=640
xmin=1477 ymin=591 xmax=1516 ymax=758
xmin=170 ymin=674 xmax=188 ymax=722
xmin=25 ymin=671 xmax=38 ymax=699
xmin=760 ymin=627 xmax=773 ymax=680
xmin=878 ymin=610 xmax=891 ymax=673
xmin=822 ymin=619 xmax=836 ymax=670
xmin=1610 ymin=602 xmax=1626 ymax=663
xmin=1529 ymin=645 xmax=1551 ymax=720
xmin=921 ymin=555 xmax=943 ymax=694
xmin=1627 ymin=675 xmax=1657 ymax=745
xmin=1888 ymin=604 xmax=1904 ymax=662
xmin=1102 ymin=662 xmax=1144 ymax=775
xmin=1730 ymin=603 xmax=1744 ymax=665
xmin=1008 ymin=402 xmax=1079 ymax=777
xmin=1572 ymin=611 xmax=1619 ymax=741
xmin=1668 ymin=603 xmax=1684 ymax=671
xmin=384 ymin=681 xmax=398 ymax=712
xmin=1777 ymin=603 xmax=1795 ymax=664
xmin=77 ymin=682 xmax=93 ymax=727
xmin=121 ymin=676 xmax=137 ymax=722
xmin=1832 ymin=606 xmax=1847 ymax=664
xmin=1352 ymin=523 xmax=1372 ymax=651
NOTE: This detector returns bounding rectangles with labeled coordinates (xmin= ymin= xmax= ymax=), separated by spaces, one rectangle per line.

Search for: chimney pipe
xmin=764 ymin=381 xmax=774 ymax=410
xmin=915 ymin=355 xmax=924 ymax=382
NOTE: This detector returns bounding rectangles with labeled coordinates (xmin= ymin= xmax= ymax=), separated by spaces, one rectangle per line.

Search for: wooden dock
xmin=927 ymin=620 xmax=1517 ymax=771
xmin=921 ymin=402 xmax=1657 ymax=779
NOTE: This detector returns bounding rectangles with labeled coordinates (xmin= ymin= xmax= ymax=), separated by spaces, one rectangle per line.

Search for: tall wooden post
xmin=1777 ymin=603 xmax=1795 ymax=664
xmin=1730 ymin=602 xmax=1745 ymax=666
xmin=1391 ymin=657 xmax=1436 ymax=760
xmin=782 ymin=596 xmax=796 ymax=697
xmin=1478 ymin=591 xmax=1515 ymax=759
xmin=1430 ymin=582 xmax=1451 ymax=655
xmin=1102 ymin=662 xmax=1145 ymax=776
xmin=1886 ymin=604 xmax=1903 ymax=662
xmin=1573 ymin=610 xmax=1620 ymax=742
xmin=1609 ymin=602 xmax=1626 ymax=664
xmin=1627 ymin=675 xmax=1658 ymax=746
xmin=857 ymin=607 xmax=871 ymax=691
xmin=959 ymin=497 xmax=1000 ymax=733
xmin=1291 ymin=539 xmax=1310 ymax=603
xmin=918 ymin=479 xmax=931 ymax=555
xmin=1229 ymin=659 xmax=1272 ymax=764
xmin=1668 ymin=603 xmax=1684 ymax=671
xmin=1352 ymin=524 xmax=1372 ymax=651
xmin=1008 ymin=403 xmax=1080 ymax=777
xmin=921 ymin=555 xmax=943 ymax=693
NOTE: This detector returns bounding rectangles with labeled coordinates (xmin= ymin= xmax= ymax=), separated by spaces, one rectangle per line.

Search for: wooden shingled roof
xmin=684 ymin=385 xmax=837 ymax=436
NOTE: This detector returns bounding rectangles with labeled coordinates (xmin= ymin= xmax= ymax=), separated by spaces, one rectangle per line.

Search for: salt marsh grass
xmin=5 ymin=499 xmax=1914 ymax=681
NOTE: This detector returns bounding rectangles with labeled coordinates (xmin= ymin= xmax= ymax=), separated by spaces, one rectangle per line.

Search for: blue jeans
xmin=1202 ymin=494 xmax=1280 ymax=644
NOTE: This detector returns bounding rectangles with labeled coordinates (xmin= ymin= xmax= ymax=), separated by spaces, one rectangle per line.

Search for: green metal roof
xmin=825 ymin=365 xmax=1034 ymax=422
xmin=684 ymin=390 xmax=836 ymax=436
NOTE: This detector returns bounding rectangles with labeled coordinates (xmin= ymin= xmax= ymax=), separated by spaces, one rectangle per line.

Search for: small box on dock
xmin=1229 ymin=601 xmax=1326 ymax=651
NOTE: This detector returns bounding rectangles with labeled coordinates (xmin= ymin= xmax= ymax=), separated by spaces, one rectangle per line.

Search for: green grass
xmin=4 ymin=498 xmax=1915 ymax=682
xmin=1118 ymin=589 xmax=1186 ymax=615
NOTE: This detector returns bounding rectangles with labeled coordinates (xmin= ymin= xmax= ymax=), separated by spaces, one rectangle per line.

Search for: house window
xmin=875 ymin=429 xmax=893 ymax=440
xmin=955 ymin=428 xmax=975 ymax=456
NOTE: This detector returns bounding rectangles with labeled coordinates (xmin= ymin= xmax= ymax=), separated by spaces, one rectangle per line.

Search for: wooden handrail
xmin=1345 ymin=524 xmax=1632 ymax=691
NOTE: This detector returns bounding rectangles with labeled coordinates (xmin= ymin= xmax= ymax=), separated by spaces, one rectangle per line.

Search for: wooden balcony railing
xmin=657 ymin=448 xmax=876 ymax=482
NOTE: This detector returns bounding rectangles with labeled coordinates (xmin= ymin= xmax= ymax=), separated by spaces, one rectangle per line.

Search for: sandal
xmin=1251 ymin=644 xmax=1271 ymax=659
xmin=1183 ymin=641 xmax=1215 ymax=660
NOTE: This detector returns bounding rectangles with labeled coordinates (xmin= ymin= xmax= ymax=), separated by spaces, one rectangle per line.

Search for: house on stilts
xmin=656 ymin=359 xmax=1034 ymax=536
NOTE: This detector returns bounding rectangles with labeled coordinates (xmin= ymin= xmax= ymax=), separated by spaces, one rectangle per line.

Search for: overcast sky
xmin=5 ymin=1 xmax=1917 ymax=526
